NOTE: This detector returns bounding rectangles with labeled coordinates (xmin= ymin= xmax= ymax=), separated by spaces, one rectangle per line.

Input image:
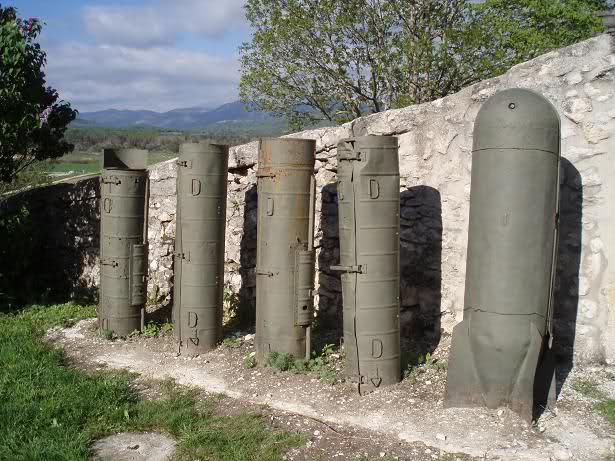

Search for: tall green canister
xmin=445 ymin=88 xmax=560 ymax=421
xmin=174 ymin=141 xmax=229 ymax=355
xmin=99 ymin=148 xmax=149 ymax=336
xmin=332 ymin=136 xmax=400 ymax=395
xmin=255 ymin=138 xmax=316 ymax=362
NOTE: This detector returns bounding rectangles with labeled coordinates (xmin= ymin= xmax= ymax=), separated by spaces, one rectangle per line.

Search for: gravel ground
xmin=46 ymin=320 xmax=615 ymax=461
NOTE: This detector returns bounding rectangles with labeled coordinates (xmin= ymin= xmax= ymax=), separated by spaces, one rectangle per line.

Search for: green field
xmin=45 ymin=150 xmax=178 ymax=179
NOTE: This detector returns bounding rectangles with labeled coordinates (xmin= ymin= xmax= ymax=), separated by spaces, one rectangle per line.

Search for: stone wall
xmin=0 ymin=177 xmax=100 ymax=305
xmin=2 ymin=35 xmax=613 ymax=365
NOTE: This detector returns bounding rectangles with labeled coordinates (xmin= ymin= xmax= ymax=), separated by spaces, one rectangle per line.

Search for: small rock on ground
xmin=91 ymin=432 xmax=176 ymax=461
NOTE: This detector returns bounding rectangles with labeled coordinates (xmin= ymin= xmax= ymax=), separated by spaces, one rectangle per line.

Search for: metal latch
xmin=257 ymin=172 xmax=277 ymax=178
xmin=101 ymin=177 xmax=121 ymax=185
xmin=338 ymin=151 xmax=362 ymax=161
xmin=330 ymin=265 xmax=364 ymax=273
xmin=101 ymin=258 xmax=118 ymax=267
xmin=176 ymin=160 xmax=193 ymax=169
xmin=256 ymin=269 xmax=275 ymax=277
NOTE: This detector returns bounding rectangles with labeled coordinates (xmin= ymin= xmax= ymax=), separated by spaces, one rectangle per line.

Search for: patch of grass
xmin=403 ymin=352 xmax=447 ymax=383
xmin=573 ymin=378 xmax=615 ymax=427
xmin=265 ymin=344 xmax=338 ymax=383
xmin=0 ymin=303 xmax=135 ymax=460
xmin=222 ymin=333 xmax=243 ymax=348
xmin=596 ymin=399 xmax=615 ymax=426
xmin=129 ymin=381 xmax=303 ymax=461
xmin=0 ymin=303 xmax=303 ymax=460
xmin=572 ymin=379 xmax=602 ymax=399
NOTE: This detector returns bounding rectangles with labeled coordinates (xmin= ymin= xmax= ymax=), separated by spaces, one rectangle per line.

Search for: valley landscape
xmin=13 ymin=101 xmax=301 ymax=190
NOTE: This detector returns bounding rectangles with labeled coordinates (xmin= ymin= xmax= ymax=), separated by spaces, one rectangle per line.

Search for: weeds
xmin=265 ymin=344 xmax=338 ymax=383
xmin=100 ymin=329 xmax=115 ymax=341
xmin=223 ymin=284 xmax=240 ymax=322
xmin=403 ymin=352 xmax=447 ymax=383
xmin=222 ymin=333 xmax=243 ymax=348
xmin=140 ymin=321 xmax=173 ymax=338
xmin=243 ymin=352 xmax=256 ymax=369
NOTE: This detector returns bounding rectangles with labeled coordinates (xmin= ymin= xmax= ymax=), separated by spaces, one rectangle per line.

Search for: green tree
xmin=470 ymin=0 xmax=611 ymax=77
xmin=240 ymin=0 xmax=610 ymax=129
xmin=0 ymin=6 xmax=77 ymax=183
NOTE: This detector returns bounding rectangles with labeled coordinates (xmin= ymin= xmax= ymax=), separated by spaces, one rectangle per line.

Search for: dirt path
xmin=47 ymin=320 xmax=615 ymax=461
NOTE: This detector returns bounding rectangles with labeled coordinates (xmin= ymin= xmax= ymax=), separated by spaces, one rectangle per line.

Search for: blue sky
xmin=11 ymin=0 xmax=251 ymax=112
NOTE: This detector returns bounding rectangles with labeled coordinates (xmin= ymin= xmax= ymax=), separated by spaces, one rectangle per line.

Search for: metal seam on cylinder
xmin=174 ymin=141 xmax=229 ymax=356
xmin=337 ymin=136 xmax=401 ymax=395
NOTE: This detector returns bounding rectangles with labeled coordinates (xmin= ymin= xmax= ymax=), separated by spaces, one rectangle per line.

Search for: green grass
xmin=573 ymin=378 xmax=615 ymax=426
xmin=0 ymin=303 xmax=303 ymax=460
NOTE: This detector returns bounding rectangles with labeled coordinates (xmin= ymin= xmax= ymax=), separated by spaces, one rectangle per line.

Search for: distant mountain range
xmin=74 ymin=101 xmax=280 ymax=130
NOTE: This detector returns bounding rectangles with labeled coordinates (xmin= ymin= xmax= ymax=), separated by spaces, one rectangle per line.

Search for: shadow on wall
xmin=552 ymin=158 xmax=582 ymax=394
xmin=399 ymin=186 xmax=442 ymax=361
xmin=315 ymin=183 xmax=443 ymax=359
xmin=236 ymin=184 xmax=258 ymax=327
xmin=316 ymin=182 xmax=343 ymax=347
xmin=0 ymin=178 xmax=100 ymax=310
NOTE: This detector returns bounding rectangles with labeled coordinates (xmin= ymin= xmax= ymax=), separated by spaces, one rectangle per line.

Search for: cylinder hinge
xmin=330 ymin=264 xmax=364 ymax=274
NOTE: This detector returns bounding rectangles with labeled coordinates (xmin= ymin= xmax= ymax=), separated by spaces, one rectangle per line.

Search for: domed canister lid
xmin=473 ymin=88 xmax=560 ymax=155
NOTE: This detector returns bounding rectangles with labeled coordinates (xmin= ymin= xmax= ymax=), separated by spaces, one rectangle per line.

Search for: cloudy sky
xmin=14 ymin=0 xmax=250 ymax=112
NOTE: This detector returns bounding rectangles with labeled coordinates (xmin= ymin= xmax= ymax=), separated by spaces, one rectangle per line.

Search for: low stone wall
xmin=2 ymin=34 xmax=613 ymax=366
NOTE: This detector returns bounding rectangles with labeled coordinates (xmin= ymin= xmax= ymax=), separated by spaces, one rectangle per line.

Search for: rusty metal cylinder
xmin=99 ymin=148 xmax=149 ymax=336
xmin=255 ymin=138 xmax=316 ymax=362
xmin=332 ymin=136 xmax=401 ymax=394
xmin=173 ymin=141 xmax=229 ymax=355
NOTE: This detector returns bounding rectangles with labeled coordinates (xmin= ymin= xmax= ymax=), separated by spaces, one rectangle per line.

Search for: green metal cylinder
xmin=173 ymin=142 xmax=229 ymax=355
xmin=255 ymin=138 xmax=316 ymax=362
xmin=99 ymin=148 xmax=149 ymax=336
xmin=445 ymin=89 xmax=561 ymax=420
xmin=332 ymin=136 xmax=400 ymax=394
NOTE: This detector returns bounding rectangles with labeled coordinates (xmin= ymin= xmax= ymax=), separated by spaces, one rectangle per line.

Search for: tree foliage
xmin=0 ymin=6 xmax=77 ymax=183
xmin=240 ymin=0 xmax=610 ymax=129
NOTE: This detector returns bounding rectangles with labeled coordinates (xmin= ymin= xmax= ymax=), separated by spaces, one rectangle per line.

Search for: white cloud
xmin=83 ymin=0 xmax=247 ymax=47
xmin=44 ymin=43 xmax=240 ymax=111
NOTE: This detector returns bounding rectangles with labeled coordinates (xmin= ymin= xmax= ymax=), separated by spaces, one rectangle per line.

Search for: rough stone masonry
xmin=2 ymin=35 xmax=614 ymax=366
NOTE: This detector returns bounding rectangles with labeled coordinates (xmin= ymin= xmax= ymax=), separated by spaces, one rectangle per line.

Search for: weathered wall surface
xmin=2 ymin=35 xmax=613 ymax=365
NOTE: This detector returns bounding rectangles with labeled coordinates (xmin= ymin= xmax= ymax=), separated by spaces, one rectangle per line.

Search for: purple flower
xmin=39 ymin=107 xmax=52 ymax=124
